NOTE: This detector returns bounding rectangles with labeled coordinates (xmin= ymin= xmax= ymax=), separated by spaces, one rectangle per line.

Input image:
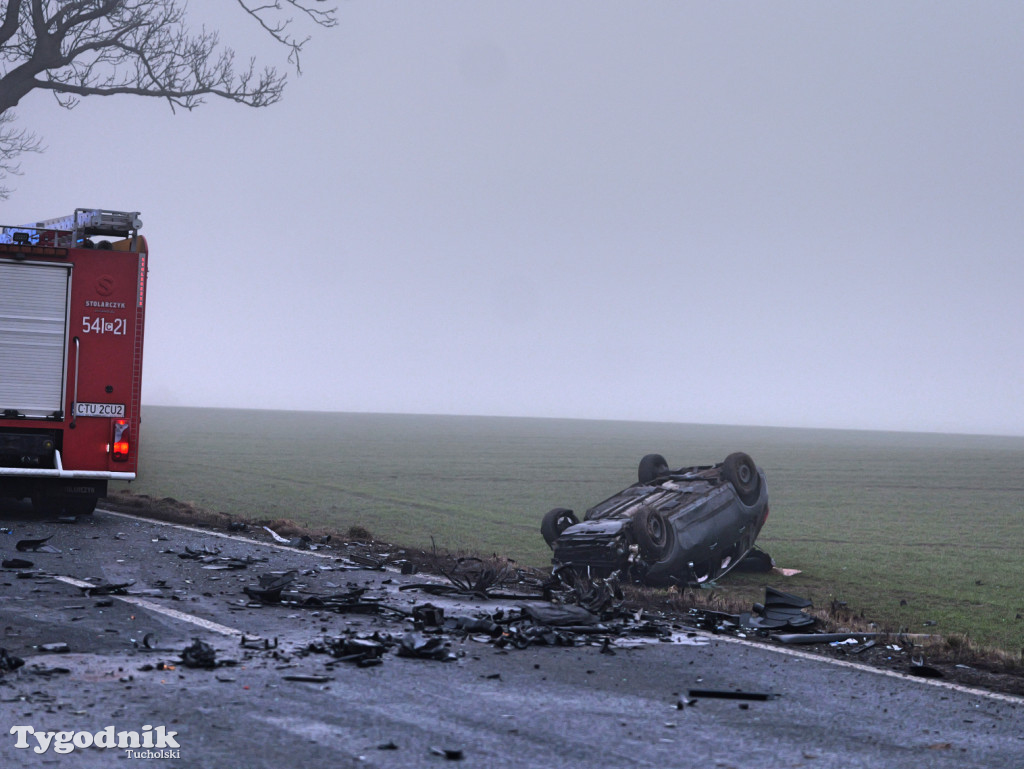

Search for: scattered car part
xmin=16 ymin=535 xmax=60 ymax=553
xmin=397 ymin=633 xmax=456 ymax=661
xmin=282 ymin=674 xmax=334 ymax=683
xmin=748 ymin=586 xmax=816 ymax=630
xmin=181 ymin=638 xmax=218 ymax=668
xmin=518 ymin=603 xmax=601 ymax=628
xmin=775 ymin=632 xmax=880 ymax=645
xmin=78 ymin=580 xmax=136 ymax=596
xmin=0 ymin=649 xmax=24 ymax=674
xmin=688 ymin=689 xmax=777 ymax=701
xmin=244 ymin=570 xmax=299 ymax=603
xmin=732 ymin=546 xmax=775 ymax=573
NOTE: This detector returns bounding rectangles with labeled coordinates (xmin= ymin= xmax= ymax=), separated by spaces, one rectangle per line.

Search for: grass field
xmin=115 ymin=406 xmax=1024 ymax=653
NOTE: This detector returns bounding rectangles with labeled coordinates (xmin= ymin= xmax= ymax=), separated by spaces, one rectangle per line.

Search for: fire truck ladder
xmin=0 ymin=208 xmax=142 ymax=248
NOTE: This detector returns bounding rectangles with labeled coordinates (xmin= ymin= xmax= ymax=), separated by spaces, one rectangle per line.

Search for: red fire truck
xmin=0 ymin=209 xmax=147 ymax=515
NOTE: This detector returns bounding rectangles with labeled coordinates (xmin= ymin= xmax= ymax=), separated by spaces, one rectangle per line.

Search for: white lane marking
xmin=51 ymin=574 xmax=245 ymax=637
xmin=95 ymin=509 xmax=1023 ymax=704
xmin=98 ymin=507 xmax=337 ymax=559
xmin=698 ymin=631 xmax=1024 ymax=704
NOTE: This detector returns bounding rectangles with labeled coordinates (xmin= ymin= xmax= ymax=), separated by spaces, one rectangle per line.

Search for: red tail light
xmin=112 ymin=419 xmax=130 ymax=461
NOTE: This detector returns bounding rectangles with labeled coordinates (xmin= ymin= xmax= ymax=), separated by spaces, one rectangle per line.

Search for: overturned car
xmin=541 ymin=452 xmax=769 ymax=587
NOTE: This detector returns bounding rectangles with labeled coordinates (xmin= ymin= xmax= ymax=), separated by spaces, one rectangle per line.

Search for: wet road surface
xmin=0 ymin=507 xmax=1021 ymax=768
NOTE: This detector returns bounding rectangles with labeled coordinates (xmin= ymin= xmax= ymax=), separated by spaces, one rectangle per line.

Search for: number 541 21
xmin=81 ymin=316 xmax=126 ymax=335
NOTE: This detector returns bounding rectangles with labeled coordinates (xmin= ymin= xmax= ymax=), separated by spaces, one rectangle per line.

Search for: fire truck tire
xmin=30 ymin=495 xmax=63 ymax=516
xmin=65 ymin=496 xmax=98 ymax=516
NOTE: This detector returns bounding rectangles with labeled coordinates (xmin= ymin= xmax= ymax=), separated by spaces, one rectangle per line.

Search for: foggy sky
xmin=4 ymin=2 xmax=1023 ymax=436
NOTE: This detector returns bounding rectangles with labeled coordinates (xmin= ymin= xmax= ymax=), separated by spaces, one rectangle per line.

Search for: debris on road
xmin=3 ymin=503 xmax=1008 ymax=701
xmin=430 ymin=746 xmax=465 ymax=760
xmin=397 ymin=633 xmax=457 ymax=662
xmin=181 ymin=638 xmax=219 ymax=669
xmin=282 ymin=674 xmax=334 ymax=683
xmin=16 ymin=535 xmax=60 ymax=553
xmin=263 ymin=526 xmax=313 ymax=550
xmin=38 ymin=642 xmax=70 ymax=653
xmin=78 ymin=580 xmax=136 ymax=596
xmin=311 ymin=635 xmax=389 ymax=667
xmin=688 ymin=688 xmax=777 ymax=701
xmin=176 ymin=544 xmax=263 ymax=570
xmin=0 ymin=648 xmax=25 ymax=673
xmin=243 ymin=570 xmax=397 ymax=615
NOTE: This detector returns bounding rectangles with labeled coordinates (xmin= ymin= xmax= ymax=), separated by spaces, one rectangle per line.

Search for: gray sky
xmin=5 ymin=2 xmax=1023 ymax=435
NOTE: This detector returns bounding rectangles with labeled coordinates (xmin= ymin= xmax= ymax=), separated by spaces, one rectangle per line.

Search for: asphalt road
xmin=0 ymin=506 xmax=1021 ymax=768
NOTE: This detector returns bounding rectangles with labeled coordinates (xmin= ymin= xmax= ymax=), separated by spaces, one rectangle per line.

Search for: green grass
xmin=115 ymin=406 xmax=1024 ymax=653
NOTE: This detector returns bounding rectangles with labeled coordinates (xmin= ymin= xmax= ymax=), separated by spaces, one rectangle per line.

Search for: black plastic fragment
xmin=687 ymin=688 xmax=776 ymax=701
xmin=908 ymin=664 xmax=944 ymax=679
xmin=519 ymin=603 xmax=600 ymax=627
xmin=181 ymin=638 xmax=218 ymax=668
xmin=430 ymin=746 xmax=464 ymax=760
xmin=16 ymin=535 xmax=60 ymax=553
xmin=747 ymin=586 xmax=816 ymax=630
xmin=80 ymin=580 xmax=135 ymax=596
xmin=282 ymin=674 xmax=334 ymax=683
xmin=0 ymin=648 xmax=25 ymax=673
xmin=244 ymin=570 xmax=298 ymax=603
xmin=413 ymin=604 xmax=445 ymax=627
xmin=732 ymin=547 xmax=775 ymax=573
xmin=775 ymin=632 xmax=878 ymax=645
xmin=397 ymin=633 xmax=456 ymax=661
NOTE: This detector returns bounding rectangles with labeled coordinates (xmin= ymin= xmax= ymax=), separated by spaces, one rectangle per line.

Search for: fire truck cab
xmin=0 ymin=209 xmax=147 ymax=515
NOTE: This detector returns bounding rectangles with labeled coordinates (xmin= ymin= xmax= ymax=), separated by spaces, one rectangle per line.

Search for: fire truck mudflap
xmin=0 ymin=209 xmax=147 ymax=515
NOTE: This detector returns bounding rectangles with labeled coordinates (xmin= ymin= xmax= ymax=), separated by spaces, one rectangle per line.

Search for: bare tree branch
xmin=0 ymin=0 xmax=336 ymax=196
xmin=0 ymin=109 xmax=43 ymax=199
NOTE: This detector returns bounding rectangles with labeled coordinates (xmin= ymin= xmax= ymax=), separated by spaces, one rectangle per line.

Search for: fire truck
xmin=0 ymin=209 xmax=147 ymax=515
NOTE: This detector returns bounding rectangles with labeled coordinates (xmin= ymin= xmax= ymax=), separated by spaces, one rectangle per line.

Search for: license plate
xmin=75 ymin=402 xmax=126 ymax=418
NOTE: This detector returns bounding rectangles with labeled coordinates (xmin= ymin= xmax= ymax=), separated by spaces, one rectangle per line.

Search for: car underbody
xmin=542 ymin=452 xmax=770 ymax=587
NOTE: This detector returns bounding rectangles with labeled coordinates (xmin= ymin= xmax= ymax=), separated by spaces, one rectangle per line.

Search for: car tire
xmin=634 ymin=505 xmax=670 ymax=560
xmin=722 ymin=452 xmax=760 ymax=505
xmin=541 ymin=507 xmax=578 ymax=549
xmin=638 ymin=454 xmax=669 ymax=484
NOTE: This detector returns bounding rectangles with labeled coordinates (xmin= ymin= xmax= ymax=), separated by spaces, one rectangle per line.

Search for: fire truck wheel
xmin=30 ymin=496 xmax=63 ymax=516
xmin=65 ymin=497 xmax=98 ymax=516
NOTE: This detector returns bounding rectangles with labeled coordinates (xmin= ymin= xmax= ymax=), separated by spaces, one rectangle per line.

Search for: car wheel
xmin=638 ymin=454 xmax=669 ymax=484
xmin=541 ymin=507 xmax=578 ymax=549
xmin=634 ymin=506 xmax=671 ymax=560
xmin=722 ymin=452 xmax=760 ymax=505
